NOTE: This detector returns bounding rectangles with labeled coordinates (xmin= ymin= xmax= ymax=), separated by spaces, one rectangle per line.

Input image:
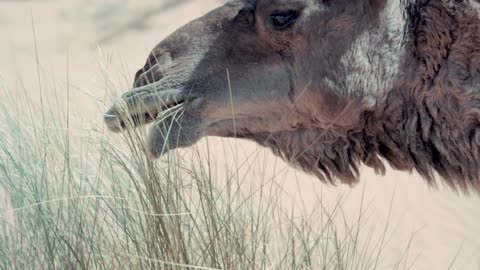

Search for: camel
xmin=105 ymin=0 xmax=480 ymax=193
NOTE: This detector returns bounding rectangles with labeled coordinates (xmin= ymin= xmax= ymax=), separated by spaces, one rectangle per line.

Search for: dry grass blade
xmin=0 ymin=69 xmax=412 ymax=269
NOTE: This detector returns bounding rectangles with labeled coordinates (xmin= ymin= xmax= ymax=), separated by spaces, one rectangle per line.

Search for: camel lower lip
xmin=147 ymin=105 xmax=203 ymax=158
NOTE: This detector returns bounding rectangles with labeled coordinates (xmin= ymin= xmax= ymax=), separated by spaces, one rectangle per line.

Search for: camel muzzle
xmin=104 ymin=84 xmax=191 ymax=132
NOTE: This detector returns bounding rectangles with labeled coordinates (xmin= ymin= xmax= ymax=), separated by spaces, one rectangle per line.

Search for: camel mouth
xmin=104 ymin=100 xmax=187 ymax=132
xmin=104 ymin=86 xmax=193 ymax=132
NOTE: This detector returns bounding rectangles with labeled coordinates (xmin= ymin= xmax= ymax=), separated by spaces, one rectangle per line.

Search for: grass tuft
xmin=0 ymin=72 xmax=408 ymax=269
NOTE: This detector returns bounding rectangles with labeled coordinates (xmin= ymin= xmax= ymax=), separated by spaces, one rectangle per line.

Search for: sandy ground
xmin=0 ymin=1 xmax=479 ymax=269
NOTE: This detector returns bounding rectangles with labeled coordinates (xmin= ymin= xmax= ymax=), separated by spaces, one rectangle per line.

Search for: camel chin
xmin=147 ymin=111 xmax=203 ymax=158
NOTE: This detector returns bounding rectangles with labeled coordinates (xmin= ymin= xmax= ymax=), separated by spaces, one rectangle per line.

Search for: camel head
xmin=105 ymin=0 xmax=394 ymax=155
xmin=105 ymin=0 xmax=480 ymax=192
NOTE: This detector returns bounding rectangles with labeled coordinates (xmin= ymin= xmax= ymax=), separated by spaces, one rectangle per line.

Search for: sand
xmin=0 ymin=1 xmax=479 ymax=269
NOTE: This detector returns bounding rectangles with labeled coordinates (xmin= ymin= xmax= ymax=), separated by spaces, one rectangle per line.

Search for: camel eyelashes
xmin=268 ymin=11 xmax=299 ymax=30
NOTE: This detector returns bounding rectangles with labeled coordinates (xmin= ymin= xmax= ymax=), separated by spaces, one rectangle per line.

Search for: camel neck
xmin=352 ymin=0 xmax=480 ymax=193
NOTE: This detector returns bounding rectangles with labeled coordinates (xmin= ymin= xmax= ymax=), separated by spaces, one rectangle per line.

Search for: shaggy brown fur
xmin=106 ymin=0 xmax=480 ymax=194
xmin=256 ymin=0 xmax=480 ymax=193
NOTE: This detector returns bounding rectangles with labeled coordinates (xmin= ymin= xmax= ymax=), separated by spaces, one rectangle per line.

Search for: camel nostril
xmin=133 ymin=52 xmax=173 ymax=88
xmin=134 ymin=67 xmax=164 ymax=88
xmin=134 ymin=69 xmax=146 ymax=87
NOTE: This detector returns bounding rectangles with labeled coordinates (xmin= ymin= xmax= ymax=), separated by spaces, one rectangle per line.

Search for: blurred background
xmin=0 ymin=1 xmax=479 ymax=269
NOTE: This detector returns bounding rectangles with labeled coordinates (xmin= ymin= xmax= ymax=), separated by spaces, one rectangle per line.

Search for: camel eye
xmin=269 ymin=11 xmax=298 ymax=30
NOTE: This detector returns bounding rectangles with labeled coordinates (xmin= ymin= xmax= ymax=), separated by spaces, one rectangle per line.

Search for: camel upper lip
xmin=104 ymin=86 xmax=193 ymax=132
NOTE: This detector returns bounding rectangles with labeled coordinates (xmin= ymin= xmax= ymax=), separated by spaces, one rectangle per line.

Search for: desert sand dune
xmin=0 ymin=1 xmax=479 ymax=269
